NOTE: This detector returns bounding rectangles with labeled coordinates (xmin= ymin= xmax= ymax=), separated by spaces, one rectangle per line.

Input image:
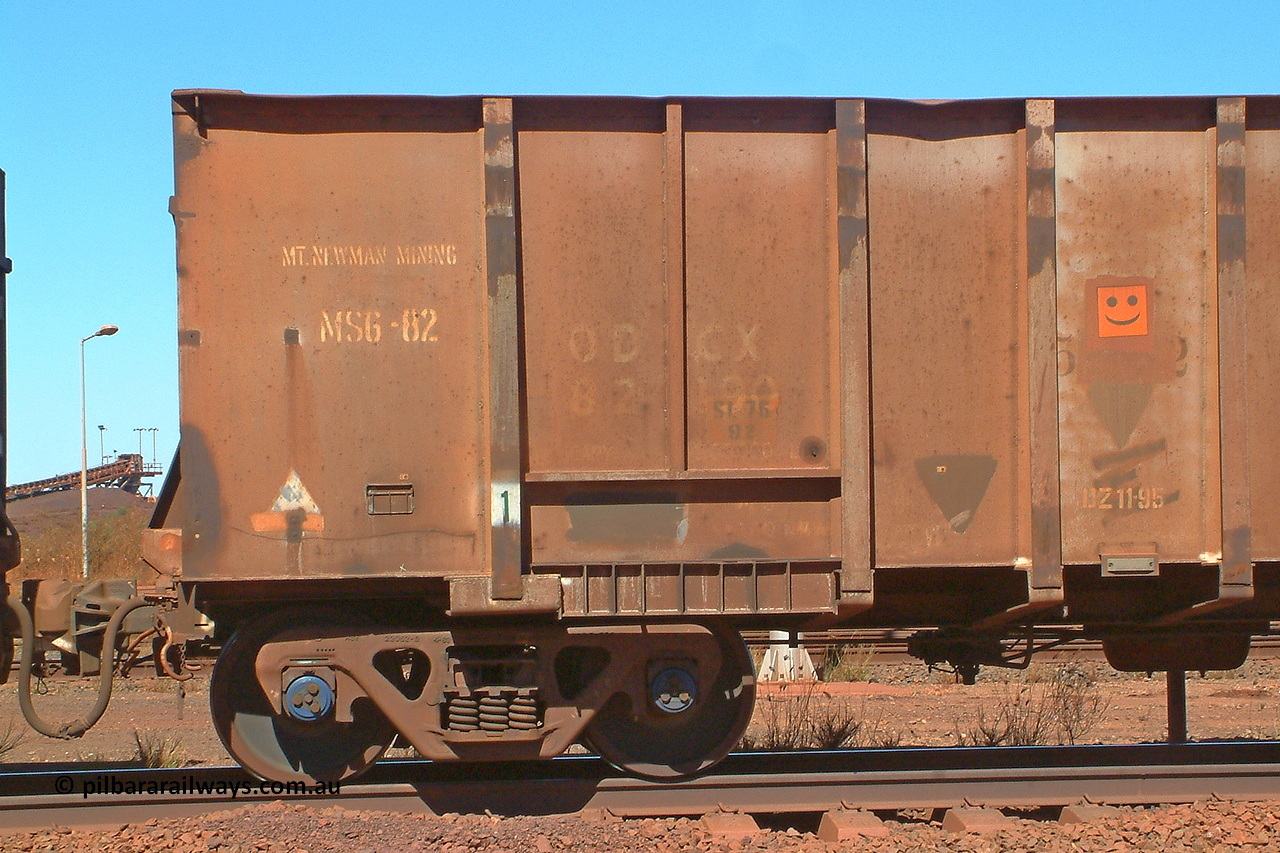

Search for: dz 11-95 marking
xmin=319 ymin=309 xmax=439 ymax=344
xmin=1080 ymin=486 xmax=1165 ymax=510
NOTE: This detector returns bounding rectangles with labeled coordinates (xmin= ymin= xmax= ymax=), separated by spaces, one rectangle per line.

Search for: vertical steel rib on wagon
xmin=1246 ymin=99 xmax=1280 ymax=571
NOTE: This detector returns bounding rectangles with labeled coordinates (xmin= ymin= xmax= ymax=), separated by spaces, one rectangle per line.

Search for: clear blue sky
xmin=0 ymin=1 xmax=1275 ymax=487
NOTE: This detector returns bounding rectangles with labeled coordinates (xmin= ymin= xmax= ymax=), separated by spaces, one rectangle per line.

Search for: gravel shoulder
xmin=4 ymin=796 xmax=1280 ymax=853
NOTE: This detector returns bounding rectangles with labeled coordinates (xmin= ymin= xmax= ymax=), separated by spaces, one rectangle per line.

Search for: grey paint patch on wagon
xmin=1087 ymin=383 xmax=1153 ymax=449
xmin=915 ymin=455 xmax=997 ymax=535
xmin=707 ymin=543 xmax=769 ymax=560
xmin=566 ymin=503 xmax=689 ymax=545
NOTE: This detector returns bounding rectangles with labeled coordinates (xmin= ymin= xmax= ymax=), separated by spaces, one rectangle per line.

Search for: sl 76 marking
xmin=709 ymin=393 xmax=779 ymax=443
xmin=319 ymin=309 xmax=439 ymax=344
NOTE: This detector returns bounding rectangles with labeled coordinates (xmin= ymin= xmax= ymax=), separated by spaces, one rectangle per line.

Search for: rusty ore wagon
xmin=8 ymin=91 xmax=1280 ymax=784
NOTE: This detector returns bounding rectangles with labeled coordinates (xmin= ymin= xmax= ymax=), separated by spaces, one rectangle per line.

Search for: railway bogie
xmin=208 ymin=609 xmax=754 ymax=782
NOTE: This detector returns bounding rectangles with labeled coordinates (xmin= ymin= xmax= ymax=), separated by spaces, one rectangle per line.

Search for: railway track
xmin=14 ymin=626 xmax=1280 ymax=689
xmin=24 ymin=629 xmax=1279 ymax=682
xmin=743 ymin=629 xmax=1280 ymax=666
xmin=6 ymin=742 xmax=1280 ymax=832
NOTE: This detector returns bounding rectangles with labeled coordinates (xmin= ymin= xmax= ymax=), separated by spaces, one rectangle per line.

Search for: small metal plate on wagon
xmin=1100 ymin=551 xmax=1159 ymax=577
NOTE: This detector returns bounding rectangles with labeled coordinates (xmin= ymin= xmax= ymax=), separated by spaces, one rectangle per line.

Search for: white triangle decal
xmin=270 ymin=470 xmax=322 ymax=514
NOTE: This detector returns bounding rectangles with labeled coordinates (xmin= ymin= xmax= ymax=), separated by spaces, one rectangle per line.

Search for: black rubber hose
xmin=7 ymin=594 xmax=149 ymax=739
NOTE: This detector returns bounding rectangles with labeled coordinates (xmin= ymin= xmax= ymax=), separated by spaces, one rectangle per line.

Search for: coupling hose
xmin=6 ymin=594 xmax=149 ymax=739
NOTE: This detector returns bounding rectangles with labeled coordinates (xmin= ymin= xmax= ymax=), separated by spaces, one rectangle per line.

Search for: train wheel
xmin=584 ymin=624 xmax=755 ymax=780
xmin=210 ymin=609 xmax=394 ymax=784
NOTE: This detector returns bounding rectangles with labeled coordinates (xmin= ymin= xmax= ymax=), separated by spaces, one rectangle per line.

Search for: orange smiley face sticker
xmin=1097 ymin=283 xmax=1149 ymax=338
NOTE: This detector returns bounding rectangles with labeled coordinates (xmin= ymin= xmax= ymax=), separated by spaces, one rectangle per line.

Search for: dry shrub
xmin=740 ymin=686 xmax=902 ymax=751
xmin=957 ymin=664 xmax=1109 ymax=747
xmin=1050 ymin=664 xmax=1111 ymax=744
xmin=821 ymin=644 xmax=876 ymax=683
xmin=0 ymin=718 xmax=24 ymax=760
xmin=133 ymin=730 xmax=186 ymax=768
xmin=958 ymin=682 xmax=1050 ymax=747
xmin=741 ymin=692 xmax=810 ymax=751
xmin=809 ymin=703 xmax=864 ymax=749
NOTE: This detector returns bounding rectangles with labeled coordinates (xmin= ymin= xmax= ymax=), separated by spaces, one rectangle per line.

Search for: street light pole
xmin=81 ymin=324 xmax=118 ymax=580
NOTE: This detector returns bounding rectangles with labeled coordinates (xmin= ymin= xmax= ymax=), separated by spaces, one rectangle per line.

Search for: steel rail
xmin=742 ymin=628 xmax=1280 ymax=665
xmin=15 ymin=627 xmax=1280 ymax=690
xmin=20 ymin=631 xmax=1280 ymax=686
xmin=5 ymin=742 xmax=1280 ymax=831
